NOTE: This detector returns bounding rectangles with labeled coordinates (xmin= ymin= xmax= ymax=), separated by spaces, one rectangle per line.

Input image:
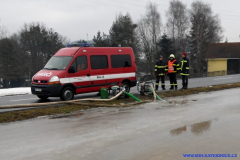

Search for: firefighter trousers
xmin=155 ymin=76 xmax=165 ymax=90
xmin=169 ymin=73 xmax=177 ymax=89
xmin=182 ymin=75 xmax=188 ymax=88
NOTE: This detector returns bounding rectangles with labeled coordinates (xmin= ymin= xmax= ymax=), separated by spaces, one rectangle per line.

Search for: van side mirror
xmin=68 ymin=66 xmax=75 ymax=73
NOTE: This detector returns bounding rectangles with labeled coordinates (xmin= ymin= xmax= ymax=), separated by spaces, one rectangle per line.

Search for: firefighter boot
xmin=155 ymin=85 xmax=159 ymax=91
xmin=184 ymin=84 xmax=188 ymax=89
xmin=162 ymin=85 xmax=166 ymax=90
xmin=169 ymin=85 xmax=174 ymax=90
xmin=175 ymin=85 xmax=178 ymax=90
xmin=181 ymin=83 xmax=185 ymax=89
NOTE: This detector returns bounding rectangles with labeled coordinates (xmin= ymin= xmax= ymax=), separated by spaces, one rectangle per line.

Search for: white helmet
xmin=169 ymin=54 xmax=175 ymax=58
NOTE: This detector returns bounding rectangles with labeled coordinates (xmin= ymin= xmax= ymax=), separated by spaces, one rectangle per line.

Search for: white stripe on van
xmin=59 ymin=72 xmax=135 ymax=83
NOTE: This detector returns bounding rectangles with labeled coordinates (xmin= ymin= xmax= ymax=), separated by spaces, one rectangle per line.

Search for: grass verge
xmin=1 ymin=82 xmax=240 ymax=123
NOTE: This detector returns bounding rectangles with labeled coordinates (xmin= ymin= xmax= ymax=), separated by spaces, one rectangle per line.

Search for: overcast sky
xmin=1 ymin=0 xmax=240 ymax=42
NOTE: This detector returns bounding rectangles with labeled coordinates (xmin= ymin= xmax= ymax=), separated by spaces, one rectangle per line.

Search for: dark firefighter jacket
xmin=167 ymin=59 xmax=179 ymax=74
xmin=155 ymin=60 xmax=167 ymax=76
xmin=179 ymin=57 xmax=189 ymax=76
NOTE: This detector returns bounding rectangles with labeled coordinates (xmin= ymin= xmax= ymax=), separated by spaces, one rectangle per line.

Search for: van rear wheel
xmin=122 ymin=82 xmax=130 ymax=98
xmin=60 ymin=87 xmax=74 ymax=101
xmin=122 ymin=82 xmax=130 ymax=92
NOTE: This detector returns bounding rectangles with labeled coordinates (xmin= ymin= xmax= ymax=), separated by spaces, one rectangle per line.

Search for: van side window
xmin=77 ymin=56 xmax=87 ymax=71
xmin=111 ymin=55 xmax=132 ymax=68
xmin=90 ymin=55 xmax=108 ymax=69
xmin=71 ymin=56 xmax=88 ymax=72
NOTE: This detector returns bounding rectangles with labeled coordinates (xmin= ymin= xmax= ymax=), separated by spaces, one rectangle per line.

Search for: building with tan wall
xmin=206 ymin=43 xmax=240 ymax=77
xmin=207 ymin=58 xmax=227 ymax=77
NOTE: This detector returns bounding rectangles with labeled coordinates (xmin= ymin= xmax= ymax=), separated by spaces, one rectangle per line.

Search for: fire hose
xmin=0 ymin=89 xmax=126 ymax=109
xmin=0 ymin=84 xmax=163 ymax=109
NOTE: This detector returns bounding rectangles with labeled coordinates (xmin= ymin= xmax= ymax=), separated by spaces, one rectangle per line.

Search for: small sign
xmin=35 ymin=88 xmax=42 ymax=92
xmin=97 ymin=75 xmax=104 ymax=79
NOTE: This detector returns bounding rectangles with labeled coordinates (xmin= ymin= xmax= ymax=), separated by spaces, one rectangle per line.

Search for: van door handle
xmin=87 ymin=74 xmax=90 ymax=77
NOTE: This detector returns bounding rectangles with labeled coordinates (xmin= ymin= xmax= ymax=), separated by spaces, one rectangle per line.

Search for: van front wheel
xmin=37 ymin=95 xmax=49 ymax=100
xmin=60 ymin=87 xmax=74 ymax=101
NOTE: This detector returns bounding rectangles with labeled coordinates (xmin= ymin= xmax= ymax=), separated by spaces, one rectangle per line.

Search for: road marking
xmin=214 ymin=77 xmax=233 ymax=80
xmin=11 ymin=98 xmax=38 ymax=102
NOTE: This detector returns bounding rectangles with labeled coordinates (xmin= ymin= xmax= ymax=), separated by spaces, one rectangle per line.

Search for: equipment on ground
xmin=111 ymin=85 xmax=124 ymax=96
xmin=137 ymin=81 xmax=155 ymax=96
xmin=100 ymin=87 xmax=109 ymax=99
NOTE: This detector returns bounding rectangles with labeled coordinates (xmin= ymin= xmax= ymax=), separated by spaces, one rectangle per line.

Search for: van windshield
xmin=43 ymin=56 xmax=73 ymax=70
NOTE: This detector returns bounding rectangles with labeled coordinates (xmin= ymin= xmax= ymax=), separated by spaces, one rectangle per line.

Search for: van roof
xmin=54 ymin=47 xmax=133 ymax=56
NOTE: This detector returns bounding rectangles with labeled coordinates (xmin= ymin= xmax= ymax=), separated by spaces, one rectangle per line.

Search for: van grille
xmin=33 ymin=80 xmax=48 ymax=84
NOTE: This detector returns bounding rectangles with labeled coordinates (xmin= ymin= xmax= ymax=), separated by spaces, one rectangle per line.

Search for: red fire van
xmin=31 ymin=44 xmax=137 ymax=100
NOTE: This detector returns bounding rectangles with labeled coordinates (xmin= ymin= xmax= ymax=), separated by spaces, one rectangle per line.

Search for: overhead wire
xmin=82 ymin=0 xmax=240 ymax=27
xmin=107 ymin=0 xmax=148 ymax=7
xmin=111 ymin=0 xmax=169 ymax=7
xmin=82 ymin=0 xmax=146 ymax=12
xmin=119 ymin=0 xmax=240 ymax=18
xmin=84 ymin=0 xmax=240 ymax=18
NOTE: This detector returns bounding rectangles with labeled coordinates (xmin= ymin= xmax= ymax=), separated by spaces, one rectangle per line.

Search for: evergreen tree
xmin=158 ymin=33 xmax=174 ymax=61
xmin=0 ymin=38 xmax=22 ymax=88
xmin=19 ymin=23 xmax=65 ymax=78
xmin=93 ymin=31 xmax=111 ymax=47
xmin=109 ymin=13 xmax=138 ymax=47
xmin=44 ymin=28 xmax=66 ymax=63
xmin=109 ymin=13 xmax=140 ymax=65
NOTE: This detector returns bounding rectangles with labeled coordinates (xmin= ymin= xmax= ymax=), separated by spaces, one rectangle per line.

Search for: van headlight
xmin=48 ymin=76 xmax=60 ymax=84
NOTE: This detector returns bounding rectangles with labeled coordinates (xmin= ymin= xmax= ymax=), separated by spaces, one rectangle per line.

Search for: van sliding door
xmin=89 ymin=55 xmax=110 ymax=92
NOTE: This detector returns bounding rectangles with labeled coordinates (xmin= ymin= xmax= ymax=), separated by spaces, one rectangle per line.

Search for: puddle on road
xmin=132 ymin=115 xmax=240 ymax=160
xmin=170 ymin=120 xmax=212 ymax=136
xmin=165 ymin=115 xmax=240 ymax=158
xmin=168 ymin=100 xmax=188 ymax=105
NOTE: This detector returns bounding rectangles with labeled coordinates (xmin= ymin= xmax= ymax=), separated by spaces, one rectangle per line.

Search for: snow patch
xmin=0 ymin=87 xmax=31 ymax=97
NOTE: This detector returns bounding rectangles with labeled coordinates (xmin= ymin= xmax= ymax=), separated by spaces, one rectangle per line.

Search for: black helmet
xmin=159 ymin=55 xmax=163 ymax=58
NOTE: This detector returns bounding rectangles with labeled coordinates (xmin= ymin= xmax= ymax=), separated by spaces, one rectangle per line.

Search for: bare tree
xmin=0 ymin=20 xmax=8 ymax=39
xmin=137 ymin=2 xmax=162 ymax=78
xmin=166 ymin=0 xmax=189 ymax=59
xmin=189 ymin=0 xmax=223 ymax=74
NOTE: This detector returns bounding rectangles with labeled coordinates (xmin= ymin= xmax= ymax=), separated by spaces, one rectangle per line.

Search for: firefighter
xmin=179 ymin=52 xmax=189 ymax=89
xmin=154 ymin=55 xmax=167 ymax=90
xmin=167 ymin=54 xmax=179 ymax=90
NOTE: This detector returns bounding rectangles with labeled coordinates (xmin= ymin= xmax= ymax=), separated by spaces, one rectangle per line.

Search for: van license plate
xmin=35 ymin=88 xmax=42 ymax=92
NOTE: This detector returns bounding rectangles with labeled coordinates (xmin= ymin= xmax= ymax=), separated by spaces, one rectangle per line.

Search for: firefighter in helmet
xmin=167 ymin=54 xmax=179 ymax=90
xmin=154 ymin=55 xmax=167 ymax=90
xmin=179 ymin=52 xmax=189 ymax=89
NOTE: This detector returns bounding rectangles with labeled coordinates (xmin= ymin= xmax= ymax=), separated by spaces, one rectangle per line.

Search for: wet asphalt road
xmin=0 ymin=74 xmax=240 ymax=111
xmin=0 ymin=88 xmax=240 ymax=160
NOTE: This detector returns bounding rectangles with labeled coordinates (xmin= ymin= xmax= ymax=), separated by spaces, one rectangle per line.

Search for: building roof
xmin=206 ymin=42 xmax=240 ymax=59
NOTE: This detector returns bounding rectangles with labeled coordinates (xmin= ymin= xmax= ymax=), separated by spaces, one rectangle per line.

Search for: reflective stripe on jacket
xmin=155 ymin=60 xmax=167 ymax=76
xmin=179 ymin=57 xmax=189 ymax=76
